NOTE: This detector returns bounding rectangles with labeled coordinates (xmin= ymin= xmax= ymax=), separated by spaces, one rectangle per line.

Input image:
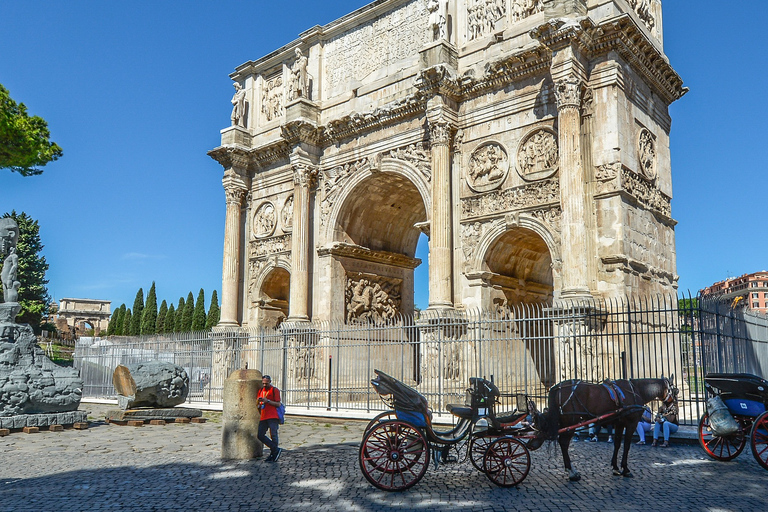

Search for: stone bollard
xmin=221 ymin=369 xmax=263 ymax=459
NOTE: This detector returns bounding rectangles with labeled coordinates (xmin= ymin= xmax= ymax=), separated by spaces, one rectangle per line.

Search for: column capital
xmin=554 ymin=75 xmax=584 ymax=111
xmin=428 ymin=122 xmax=454 ymax=148
xmin=222 ymin=176 xmax=248 ymax=206
xmin=292 ymin=164 xmax=319 ymax=189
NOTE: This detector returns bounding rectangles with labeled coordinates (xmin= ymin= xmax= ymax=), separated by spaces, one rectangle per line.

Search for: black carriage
xmin=359 ymin=369 xmax=536 ymax=491
xmin=697 ymin=373 xmax=768 ymax=470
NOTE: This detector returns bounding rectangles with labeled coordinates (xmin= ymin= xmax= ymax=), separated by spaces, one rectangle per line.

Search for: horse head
xmin=662 ymin=374 xmax=679 ymax=403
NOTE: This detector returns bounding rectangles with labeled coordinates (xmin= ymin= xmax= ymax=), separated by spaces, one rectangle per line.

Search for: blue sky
xmin=1 ymin=1 xmax=766 ymax=312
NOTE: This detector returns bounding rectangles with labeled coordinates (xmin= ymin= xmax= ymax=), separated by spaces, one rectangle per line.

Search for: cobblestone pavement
xmin=1 ymin=404 xmax=766 ymax=512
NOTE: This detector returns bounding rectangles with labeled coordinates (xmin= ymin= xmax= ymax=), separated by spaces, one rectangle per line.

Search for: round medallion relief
xmin=516 ymin=127 xmax=559 ymax=181
xmin=253 ymin=201 xmax=276 ymax=239
xmin=637 ymin=128 xmax=657 ymax=180
xmin=281 ymin=195 xmax=294 ymax=232
xmin=466 ymin=142 xmax=510 ymax=193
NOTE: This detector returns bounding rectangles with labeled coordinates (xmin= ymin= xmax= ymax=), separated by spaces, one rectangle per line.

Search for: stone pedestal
xmin=221 ymin=369 xmax=264 ymax=459
xmin=106 ymin=408 xmax=202 ymax=423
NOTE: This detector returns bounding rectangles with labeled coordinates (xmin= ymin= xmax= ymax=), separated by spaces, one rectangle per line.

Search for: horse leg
xmin=620 ymin=422 xmax=635 ymax=477
xmin=559 ymin=432 xmax=580 ymax=481
xmin=611 ymin=424 xmax=624 ymax=476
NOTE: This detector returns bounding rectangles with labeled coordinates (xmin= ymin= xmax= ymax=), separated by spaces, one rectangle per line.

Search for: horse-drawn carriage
xmin=698 ymin=373 xmax=768 ymax=470
xmin=358 ymin=370 xmax=537 ymax=490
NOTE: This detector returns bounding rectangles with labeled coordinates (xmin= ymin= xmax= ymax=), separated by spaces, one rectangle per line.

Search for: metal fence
xmin=73 ymin=294 xmax=768 ymax=425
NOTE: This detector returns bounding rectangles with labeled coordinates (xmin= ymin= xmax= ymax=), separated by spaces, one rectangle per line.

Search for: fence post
xmin=327 ymin=354 xmax=332 ymax=410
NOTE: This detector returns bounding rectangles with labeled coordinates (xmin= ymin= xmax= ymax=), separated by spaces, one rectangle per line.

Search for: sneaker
xmin=589 ymin=436 xmax=597 ymax=442
xmin=607 ymin=436 xmax=613 ymax=443
xmin=264 ymin=453 xmax=275 ymax=462
xmin=636 ymin=440 xmax=645 ymax=445
xmin=272 ymin=447 xmax=283 ymax=461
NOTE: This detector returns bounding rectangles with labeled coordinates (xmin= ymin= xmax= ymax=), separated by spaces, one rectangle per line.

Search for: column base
xmin=559 ymin=287 xmax=593 ymax=302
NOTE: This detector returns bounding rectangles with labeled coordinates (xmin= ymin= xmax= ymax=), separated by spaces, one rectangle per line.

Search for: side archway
xmin=250 ymin=256 xmax=291 ymax=328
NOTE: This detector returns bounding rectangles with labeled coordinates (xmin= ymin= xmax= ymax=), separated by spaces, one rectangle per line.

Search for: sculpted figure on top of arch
xmin=289 ymin=48 xmax=309 ymax=101
xmin=230 ymin=82 xmax=247 ymax=127
xmin=427 ymin=0 xmax=446 ymax=41
xmin=466 ymin=142 xmax=509 ymax=192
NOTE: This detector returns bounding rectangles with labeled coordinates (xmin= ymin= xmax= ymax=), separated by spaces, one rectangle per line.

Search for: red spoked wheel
xmin=359 ymin=420 xmax=430 ymax=491
xmin=750 ymin=411 xmax=768 ymax=471
xmin=483 ymin=437 xmax=531 ymax=487
xmin=364 ymin=411 xmax=396 ymax=435
xmin=698 ymin=412 xmax=747 ymax=461
xmin=469 ymin=433 xmax=494 ymax=471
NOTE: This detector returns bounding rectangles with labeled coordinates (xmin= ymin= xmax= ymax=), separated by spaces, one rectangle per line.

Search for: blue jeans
xmin=653 ymin=421 xmax=679 ymax=441
xmin=258 ymin=418 xmax=280 ymax=455
xmin=636 ymin=421 xmax=652 ymax=442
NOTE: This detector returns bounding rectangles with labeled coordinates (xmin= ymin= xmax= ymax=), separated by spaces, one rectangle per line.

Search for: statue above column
xmin=288 ymin=48 xmax=309 ymax=101
xmin=0 ymin=218 xmax=20 ymax=304
xmin=230 ymin=82 xmax=247 ymax=128
xmin=427 ymin=0 xmax=447 ymax=42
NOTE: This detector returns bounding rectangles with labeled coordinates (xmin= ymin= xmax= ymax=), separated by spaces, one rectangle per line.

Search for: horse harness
xmin=557 ymin=379 xmax=642 ymax=418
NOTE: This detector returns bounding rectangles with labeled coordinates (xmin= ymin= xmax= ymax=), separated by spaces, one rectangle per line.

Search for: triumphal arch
xmin=209 ymin=0 xmax=686 ymax=328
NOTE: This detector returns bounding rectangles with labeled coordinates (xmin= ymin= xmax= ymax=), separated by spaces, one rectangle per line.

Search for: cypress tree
xmin=115 ymin=304 xmax=126 ymax=335
xmin=108 ymin=305 xmax=122 ymax=336
xmin=192 ymin=288 xmax=206 ymax=331
xmin=175 ymin=297 xmax=185 ymax=332
xmin=182 ymin=292 xmax=194 ymax=332
xmin=156 ymin=300 xmax=168 ymax=334
xmin=122 ymin=308 xmax=132 ymax=336
xmin=165 ymin=304 xmax=176 ymax=334
xmin=130 ymin=288 xmax=144 ymax=336
xmin=206 ymin=290 xmax=220 ymax=329
xmin=141 ymin=282 xmax=158 ymax=335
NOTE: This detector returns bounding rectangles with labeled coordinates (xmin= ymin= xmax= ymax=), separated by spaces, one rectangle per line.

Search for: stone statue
xmin=0 ymin=218 xmax=20 ymax=304
xmin=113 ymin=361 xmax=190 ymax=410
xmin=427 ymin=0 xmax=446 ymax=41
xmin=230 ymin=82 xmax=247 ymax=127
xmin=289 ymin=48 xmax=309 ymax=101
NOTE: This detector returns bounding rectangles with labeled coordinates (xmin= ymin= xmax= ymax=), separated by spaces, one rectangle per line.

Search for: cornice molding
xmin=324 ymin=92 xmax=427 ymax=143
xmin=317 ymin=242 xmax=421 ymax=269
xmin=414 ymin=64 xmax=462 ymax=100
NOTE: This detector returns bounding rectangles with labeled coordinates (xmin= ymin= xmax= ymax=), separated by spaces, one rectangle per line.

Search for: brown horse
xmin=529 ymin=376 xmax=678 ymax=481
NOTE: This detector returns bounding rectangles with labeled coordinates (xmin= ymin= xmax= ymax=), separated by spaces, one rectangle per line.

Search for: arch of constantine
xmin=209 ymin=0 xmax=686 ymax=329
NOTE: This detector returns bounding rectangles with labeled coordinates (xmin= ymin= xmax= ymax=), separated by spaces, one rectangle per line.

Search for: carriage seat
xmin=496 ymin=411 xmax=527 ymax=425
xmin=446 ymin=403 xmax=473 ymax=420
xmin=371 ymin=369 xmax=432 ymax=427
xmin=705 ymin=373 xmax=768 ymax=402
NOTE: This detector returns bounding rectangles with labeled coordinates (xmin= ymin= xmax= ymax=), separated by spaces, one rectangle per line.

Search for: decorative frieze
xmin=250 ymin=234 xmax=291 ymax=259
xmin=466 ymin=142 xmax=509 ymax=192
xmin=253 ymin=202 xmax=277 ymax=239
xmin=345 ymin=273 xmax=402 ymax=324
xmin=620 ymin=167 xmax=671 ymax=218
xmin=510 ymin=0 xmax=543 ymax=23
xmin=386 ymin=143 xmax=431 ymax=182
xmin=628 ymin=0 xmax=656 ymax=33
xmin=261 ymin=73 xmax=284 ymax=122
xmin=467 ymin=0 xmax=506 ymax=41
xmin=324 ymin=93 xmax=426 ymax=142
xmin=319 ymin=158 xmax=370 ymax=227
xmin=461 ymin=179 xmax=560 ymax=219
xmin=516 ymin=128 xmax=559 ymax=181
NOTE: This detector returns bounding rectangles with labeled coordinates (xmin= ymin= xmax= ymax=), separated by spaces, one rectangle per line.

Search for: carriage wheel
xmin=364 ymin=411 xmax=396 ymax=435
xmin=698 ymin=412 xmax=747 ymax=461
xmin=359 ymin=420 xmax=430 ymax=491
xmin=750 ymin=411 xmax=768 ymax=471
xmin=483 ymin=437 xmax=531 ymax=487
xmin=469 ymin=433 xmax=493 ymax=471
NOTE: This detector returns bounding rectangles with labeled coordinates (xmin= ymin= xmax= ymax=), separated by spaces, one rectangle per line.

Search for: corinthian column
xmin=428 ymin=121 xmax=453 ymax=309
xmin=288 ymin=164 xmax=318 ymax=321
xmin=554 ymin=75 xmax=591 ymax=300
xmin=220 ymin=178 xmax=248 ymax=326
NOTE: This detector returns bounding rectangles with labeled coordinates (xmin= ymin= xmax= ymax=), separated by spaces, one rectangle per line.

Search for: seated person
xmin=635 ymin=405 xmax=653 ymax=445
xmin=585 ymin=423 xmax=613 ymax=442
xmin=652 ymin=394 xmax=679 ymax=447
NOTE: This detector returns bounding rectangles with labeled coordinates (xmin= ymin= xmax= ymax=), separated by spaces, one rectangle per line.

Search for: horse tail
xmin=543 ymin=386 xmax=562 ymax=441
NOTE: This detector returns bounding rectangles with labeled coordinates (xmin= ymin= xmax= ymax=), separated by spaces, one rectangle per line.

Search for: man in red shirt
xmin=257 ymin=375 xmax=282 ymax=462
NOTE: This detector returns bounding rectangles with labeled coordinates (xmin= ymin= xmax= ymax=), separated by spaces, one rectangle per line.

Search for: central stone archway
xmin=317 ymin=159 xmax=428 ymax=323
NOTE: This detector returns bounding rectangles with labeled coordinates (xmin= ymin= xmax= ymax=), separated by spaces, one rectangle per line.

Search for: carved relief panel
xmin=281 ymin=195 xmax=294 ymax=232
xmin=467 ymin=0 xmax=506 ymax=41
xmin=345 ymin=273 xmax=402 ymax=324
xmin=253 ymin=202 xmax=276 ymax=238
xmin=516 ymin=127 xmax=559 ymax=181
xmin=628 ymin=0 xmax=656 ymax=34
xmin=466 ymin=142 xmax=509 ymax=193
xmin=636 ymin=127 xmax=656 ymax=181
xmin=261 ymin=73 xmax=284 ymax=123
xmin=319 ymin=158 xmax=370 ymax=227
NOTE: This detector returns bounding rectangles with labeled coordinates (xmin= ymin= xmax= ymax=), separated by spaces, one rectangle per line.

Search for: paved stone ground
xmin=0 ymin=403 xmax=766 ymax=512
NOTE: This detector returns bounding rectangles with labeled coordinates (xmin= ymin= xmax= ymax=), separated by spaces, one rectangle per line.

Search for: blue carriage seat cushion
xmin=395 ymin=409 xmax=429 ymax=427
xmin=724 ymin=398 xmax=766 ymax=417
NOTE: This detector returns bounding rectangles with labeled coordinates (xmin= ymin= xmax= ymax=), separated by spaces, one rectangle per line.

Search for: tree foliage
xmin=141 ymin=282 xmax=158 ymax=335
xmin=206 ymin=290 xmax=220 ymax=329
xmin=192 ymin=288 xmax=206 ymax=331
xmin=165 ymin=303 xmax=176 ymax=334
xmin=1 ymin=211 xmax=50 ymax=329
xmin=156 ymin=300 xmax=168 ymax=334
xmin=122 ymin=308 xmax=132 ymax=336
xmin=0 ymin=84 xmax=62 ymax=176
xmin=175 ymin=297 xmax=185 ymax=332
xmin=130 ymin=288 xmax=144 ymax=336
xmin=182 ymin=292 xmax=194 ymax=332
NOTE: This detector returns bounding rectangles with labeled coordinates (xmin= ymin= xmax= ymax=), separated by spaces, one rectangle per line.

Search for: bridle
xmin=661 ymin=377 xmax=677 ymax=403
